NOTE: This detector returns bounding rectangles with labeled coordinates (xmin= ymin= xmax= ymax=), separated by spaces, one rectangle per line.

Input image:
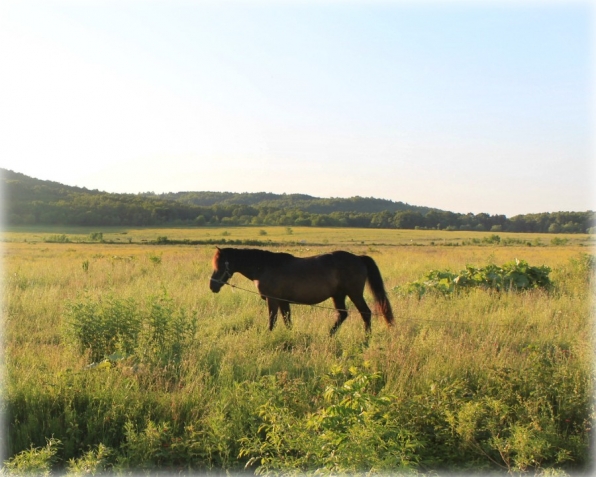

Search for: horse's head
xmin=210 ymin=247 xmax=233 ymax=292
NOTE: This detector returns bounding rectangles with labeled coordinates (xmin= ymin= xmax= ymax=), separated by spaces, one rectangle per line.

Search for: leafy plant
xmin=397 ymin=259 xmax=552 ymax=297
xmin=64 ymin=296 xmax=141 ymax=363
xmin=44 ymin=234 xmax=70 ymax=243
xmin=64 ymin=293 xmax=196 ymax=370
xmin=239 ymin=363 xmax=423 ymax=475
xmin=550 ymin=237 xmax=569 ymax=246
xmin=66 ymin=444 xmax=112 ymax=476
xmin=136 ymin=293 xmax=197 ymax=372
xmin=148 ymin=253 xmax=162 ymax=265
xmin=88 ymin=232 xmax=103 ymax=242
xmin=483 ymin=234 xmax=501 ymax=244
xmin=3 ymin=437 xmax=61 ymax=476
xmin=569 ymin=253 xmax=595 ymax=278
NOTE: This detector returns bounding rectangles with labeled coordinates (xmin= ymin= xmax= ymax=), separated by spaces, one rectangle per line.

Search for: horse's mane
xmin=227 ymin=248 xmax=295 ymax=267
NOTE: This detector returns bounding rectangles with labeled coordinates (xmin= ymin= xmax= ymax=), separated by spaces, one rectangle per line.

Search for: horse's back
xmin=256 ymin=251 xmax=368 ymax=304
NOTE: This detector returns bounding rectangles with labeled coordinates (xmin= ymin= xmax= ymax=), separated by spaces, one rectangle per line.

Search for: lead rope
xmin=210 ymin=276 xmax=352 ymax=313
xmin=209 ymin=275 xmax=510 ymax=328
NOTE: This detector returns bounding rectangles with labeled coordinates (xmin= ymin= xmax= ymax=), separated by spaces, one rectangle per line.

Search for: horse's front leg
xmin=280 ymin=301 xmax=292 ymax=329
xmin=267 ymin=299 xmax=280 ymax=331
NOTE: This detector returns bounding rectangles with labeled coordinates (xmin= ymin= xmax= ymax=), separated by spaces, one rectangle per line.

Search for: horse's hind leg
xmin=280 ymin=301 xmax=292 ymax=329
xmin=267 ymin=299 xmax=280 ymax=331
xmin=329 ymin=295 xmax=348 ymax=336
xmin=349 ymin=294 xmax=372 ymax=334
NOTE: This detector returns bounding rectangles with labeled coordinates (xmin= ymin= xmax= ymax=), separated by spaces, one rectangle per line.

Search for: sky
xmin=0 ymin=0 xmax=593 ymax=217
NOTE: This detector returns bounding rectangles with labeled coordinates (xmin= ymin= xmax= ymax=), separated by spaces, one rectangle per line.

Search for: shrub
xmin=135 ymin=294 xmax=197 ymax=373
xmin=551 ymin=237 xmax=569 ymax=246
xmin=3 ymin=438 xmax=61 ymax=476
xmin=148 ymin=253 xmax=162 ymax=265
xmin=64 ymin=293 xmax=196 ymax=371
xmin=64 ymin=296 xmax=141 ymax=363
xmin=88 ymin=232 xmax=103 ymax=242
xmin=396 ymin=259 xmax=552 ymax=297
xmin=239 ymin=363 xmax=423 ymax=475
xmin=44 ymin=234 xmax=70 ymax=243
xmin=483 ymin=234 xmax=501 ymax=244
xmin=440 ymin=344 xmax=591 ymax=472
xmin=66 ymin=444 xmax=112 ymax=476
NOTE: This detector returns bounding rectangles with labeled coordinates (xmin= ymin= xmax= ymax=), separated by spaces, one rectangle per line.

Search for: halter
xmin=211 ymin=260 xmax=232 ymax=285
xmin=222 ymin=261 xmax=232 ymax=280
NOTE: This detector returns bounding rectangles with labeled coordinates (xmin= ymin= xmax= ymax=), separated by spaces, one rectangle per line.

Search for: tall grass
xmin=2 ymin=234 xmax=593 ymax=475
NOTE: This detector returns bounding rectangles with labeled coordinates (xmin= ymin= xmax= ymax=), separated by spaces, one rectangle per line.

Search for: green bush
xmin=66 ymin=444 xmax=112 ymax=476
xmin=239 ymin=363 xmax=424 ymax=475
xmin=550 ymin=237 xmax=569 ymax=246
xmin=3 ymin=438 xmax=61 ymax=476
xmin=64 ymin=293 xmax=196 ymax=371
xmin=4 ymin=350 xmax=590 ymax=475
xmin=88 ymin=232 xmax=103 ymax=242
xmin=441 ymin=344 xmax=591 ymax=473
xmin=64 ymin=296 xmax=141 ymax=363
xmin=135 ymin=294 xmax=197 ymax=374
xmin=44 ymin=234 xmax=70 ymax=243
xmin=238 ymin=349 xmax=590 ymax=475
xmin=397 ymin=259 xmax=552 ymax=297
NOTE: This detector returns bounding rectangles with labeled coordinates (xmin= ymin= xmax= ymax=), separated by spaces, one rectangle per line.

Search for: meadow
xmin=1 ymin=226 xmax=594 ymax=475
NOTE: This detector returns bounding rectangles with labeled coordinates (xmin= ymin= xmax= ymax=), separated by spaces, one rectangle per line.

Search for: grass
xmin=2 ymin=224 xmax=594 ymax=247
xmin=1 ymin=226 xmax=594 ymax=475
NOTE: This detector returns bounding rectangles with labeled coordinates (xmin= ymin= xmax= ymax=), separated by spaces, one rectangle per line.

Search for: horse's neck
xmin=232 ymin=251 xmax=262 ymax=281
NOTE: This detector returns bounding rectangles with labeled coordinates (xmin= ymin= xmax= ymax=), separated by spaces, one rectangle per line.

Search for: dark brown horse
xmin=209 ymin=247 xmax=394 ymax=335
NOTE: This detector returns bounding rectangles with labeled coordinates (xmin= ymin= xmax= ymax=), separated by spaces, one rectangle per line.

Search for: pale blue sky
xmin=0 ymin=1 xmax=593 ymax=216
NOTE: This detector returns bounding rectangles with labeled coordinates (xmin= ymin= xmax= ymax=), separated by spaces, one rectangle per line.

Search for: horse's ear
xmin=216 ymin=246 xmax=221 ymax=251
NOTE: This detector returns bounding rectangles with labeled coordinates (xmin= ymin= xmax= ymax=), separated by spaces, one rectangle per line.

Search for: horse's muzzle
xmin=210 ymin=278 xmax=223 ymax=293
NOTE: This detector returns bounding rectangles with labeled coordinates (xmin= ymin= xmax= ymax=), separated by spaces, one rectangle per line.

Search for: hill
xmin=144 ymin=191 xmax=435 ymax=215
xmin=1 ymin=169 xmax=594 ymax=233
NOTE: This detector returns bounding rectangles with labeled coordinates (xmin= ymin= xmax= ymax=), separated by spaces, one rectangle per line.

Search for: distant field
xmin=2 ymin=226 xmax=594 ymax=475
xmin=2 ymin=224 xmax=594 ymax=247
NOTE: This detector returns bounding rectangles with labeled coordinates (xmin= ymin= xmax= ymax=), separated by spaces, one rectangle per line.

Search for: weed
xmin=3 ymin=438 xmax=61 ymax=476
xmin=397 ymin=259 xmax=552 ymax=297
xmin=44 ymin=234 xmax=70 ymax=243
xmin=551 ymin=237 xmax=569 ymax=246
xmin=64 ymin=296 xmax=141 ymax=363
xmin=88 ymin=232 xmax=103 ymax=242
xmin=149 ymin=253 xmax=162 ymax=265
xmin=66 ymin=444 xmax=112 ymax=476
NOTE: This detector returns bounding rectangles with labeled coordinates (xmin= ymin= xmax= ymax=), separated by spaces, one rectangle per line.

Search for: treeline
xmin=147 ymin=191 xmax=435 ymax=215
xmin=190 ymin=207 xmax=595 ymax=233
xmin=3 ymin=169 xmax=595 ymax=233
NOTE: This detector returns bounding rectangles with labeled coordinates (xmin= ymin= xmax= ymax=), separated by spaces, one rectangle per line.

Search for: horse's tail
xmin=360 ymin=255 xmax=394 ymax=326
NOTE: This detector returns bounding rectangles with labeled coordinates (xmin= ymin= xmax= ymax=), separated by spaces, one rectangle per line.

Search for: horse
xmin=209 ymin=247 xmax=394 ymax=335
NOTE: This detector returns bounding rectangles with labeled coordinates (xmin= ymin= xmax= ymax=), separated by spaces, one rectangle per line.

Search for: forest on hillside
xmin=2 ymin=169 xmax=595 ymax=233
xmin=146 ymin=191 xmax=435 ymax=215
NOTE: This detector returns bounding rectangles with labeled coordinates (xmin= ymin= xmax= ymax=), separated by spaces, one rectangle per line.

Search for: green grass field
xmin=3 ymin=224 xmax=594 ymax=247
xmin=2 ymin=226 xmax=594 ymax=475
